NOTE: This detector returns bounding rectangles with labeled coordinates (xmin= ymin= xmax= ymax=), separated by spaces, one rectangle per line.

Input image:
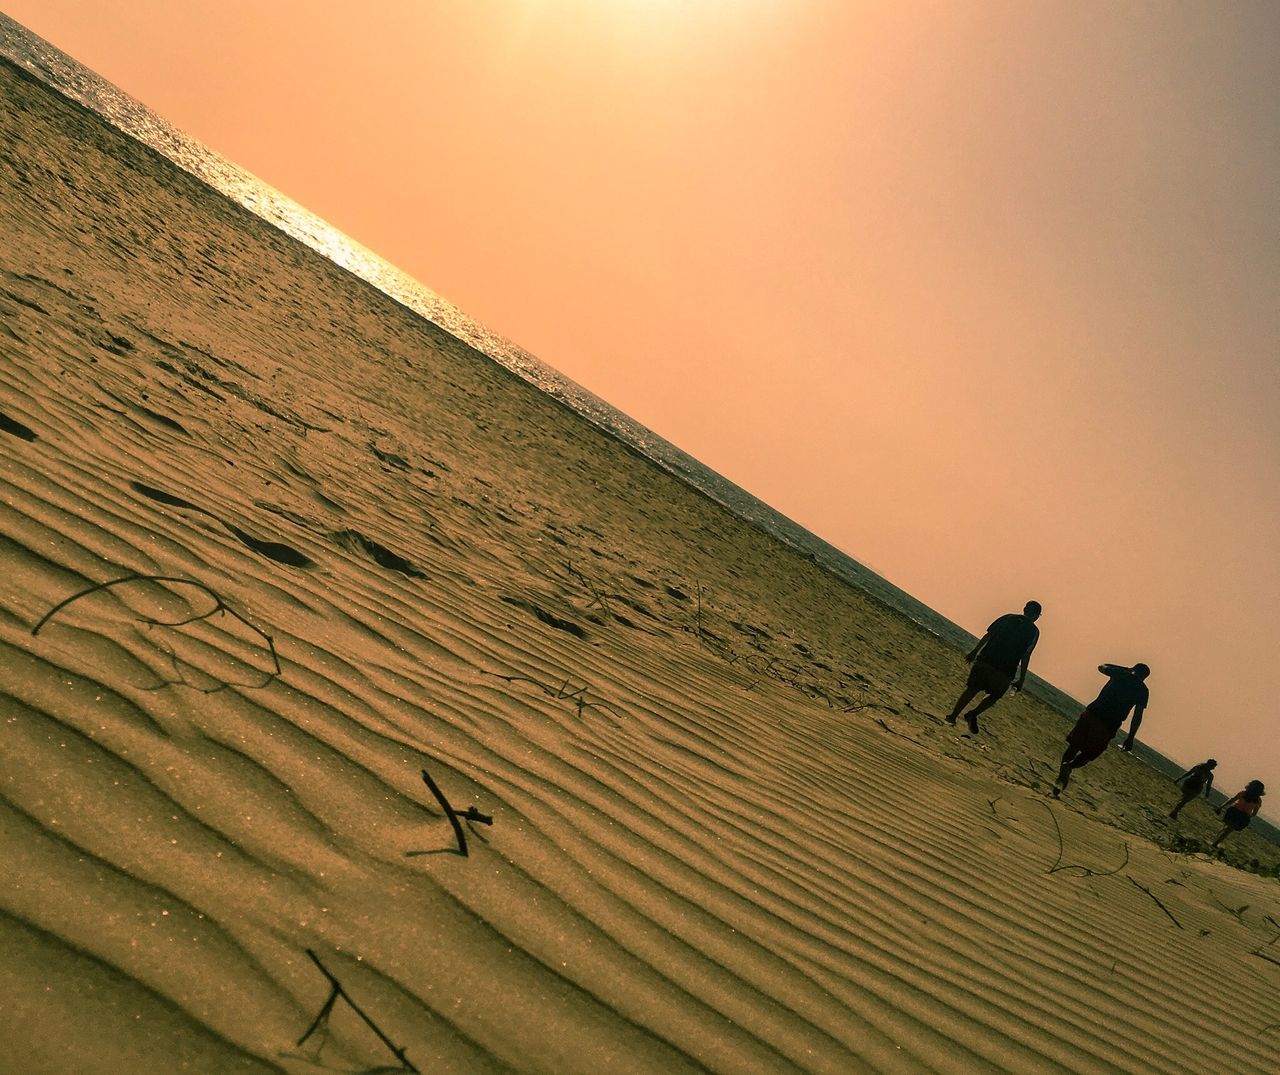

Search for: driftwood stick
xmin=1038 ymin=800 xmax=1129 ymax=877
xmin=301 ymin=949 xmax=419 ymax=1072
xmin=295 ymin=984 xmax=339 ymax=1048
xmin=32 ymin=574 xmax=281 ymax=690
xmin=482 ymin=668 xmax=617 ymax=723
xmin=1209 ymin=891 xmax=1249 ymax=920
xmin=874 ymin=718 xmax=925 ymax=747
xmin=565 ymin=559 xmax=614 ymax=617
xmin=1128 ymin=877 xmax=1184 ymax=930
xmin=420 ymin=768 xmax=492 ymax=857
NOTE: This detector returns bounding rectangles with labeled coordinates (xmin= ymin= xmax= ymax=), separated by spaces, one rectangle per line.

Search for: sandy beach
xmin=3 ymin=51 xmax=1280 ymax=1074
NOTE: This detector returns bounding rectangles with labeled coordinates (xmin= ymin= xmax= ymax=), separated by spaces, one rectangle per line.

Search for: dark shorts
xmin=1223 ymin=807 xmax=1253 ymax=832
xmin=1065 ymin=710 xmax=1117 ymax=763
xmin=967 ymin=660 xmax=1013 ymax=699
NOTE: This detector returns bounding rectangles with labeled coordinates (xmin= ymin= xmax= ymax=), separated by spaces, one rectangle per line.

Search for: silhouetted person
xmin=945 ymin=601 xmax=1041 ymax=734
xmin=1052 ymin=663 xmax=1149 ymax=795
xmin=1169 ymin=759 xmax=1217 ymax=819
xmin=1213 ymin=781 xmax=1265 ymax=848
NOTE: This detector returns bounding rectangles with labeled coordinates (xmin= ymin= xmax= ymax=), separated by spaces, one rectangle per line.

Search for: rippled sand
xmin=2 ymin=56 xmax=1279 ymax=1074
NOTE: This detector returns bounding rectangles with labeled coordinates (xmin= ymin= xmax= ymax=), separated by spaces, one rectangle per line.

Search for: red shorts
xmin=1065 ymin=710 xmax=1117 ymax=763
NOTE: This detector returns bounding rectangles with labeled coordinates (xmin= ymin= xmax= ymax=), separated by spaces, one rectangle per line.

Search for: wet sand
xmin=2 ymin=55 xmax=1279 ymax=1074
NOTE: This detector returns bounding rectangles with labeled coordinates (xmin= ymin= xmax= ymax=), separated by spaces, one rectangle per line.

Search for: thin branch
xmin=32 ymin=574 xmax=281 ymax=691
xmin=565 ymin=559 xmax=614 ymax=619
xmin=299 ymin=949 xmax=420 ymax=1072
xmin=1209 ymin=891 xmax=1249 ymax=921
xmin=874 ymin=718 xmax=925 ymax=747
xmin=1038 ymin=800 xmax=1129 ymax=877
xmin=418 ymin=767 xmax=492 ymax=858
xmin=295 ymin=983 xmax=339 ymax=1051
xmin=481 ymin=668 xmax=627 ymax=723
xmin=1042 ymin=801 xmax=1069 ymax=873
xmin=1128 ymin=877 xmax=1184 ymax=930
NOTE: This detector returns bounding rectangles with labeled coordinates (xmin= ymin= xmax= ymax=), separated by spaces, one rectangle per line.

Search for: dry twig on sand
xmin=31 ymin=574 xmax=281 ymax=692
xmin=412 ymin=767 xmax=492 ymax=858
xmin=297 ymin=948 xmax=420 ymax=1072
xmin=1039 ymin=801 xmax=1130 ymax=877
xmin=1208 ymin=891 xmax=1249 ymax=921
xmin=1128 ymin=877 xmax=1184 ymax=930
xmin=564 ymin=558 xmax=615 ymax=619
xmin=874 ymin=718 xmax=925 ymax=747
xmin=481 ymin=669 xmax=627 ymax=721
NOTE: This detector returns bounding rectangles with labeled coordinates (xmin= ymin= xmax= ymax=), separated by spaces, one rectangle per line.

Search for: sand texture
xmin=2 ymin=59 xmax=1279 ymax=1074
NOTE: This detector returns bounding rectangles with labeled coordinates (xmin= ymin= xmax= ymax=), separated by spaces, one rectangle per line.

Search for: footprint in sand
xmin=130 ymin=480 xmax=313 ymax=567
xmin=0 ymin=409 xmax=38 ymax=440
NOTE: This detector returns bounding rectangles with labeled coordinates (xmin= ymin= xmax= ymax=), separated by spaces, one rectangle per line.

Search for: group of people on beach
xmin=940 ymin=601 xmax=1266 ymax=848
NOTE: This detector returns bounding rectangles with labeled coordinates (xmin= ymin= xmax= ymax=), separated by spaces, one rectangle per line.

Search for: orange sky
xmin=7 ymin=1 xmax=1278 ymax=797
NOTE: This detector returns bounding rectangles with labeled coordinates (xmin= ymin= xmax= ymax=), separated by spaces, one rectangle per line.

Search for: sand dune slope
xmin=2 ymin=58 xmax=1279 ymax=1073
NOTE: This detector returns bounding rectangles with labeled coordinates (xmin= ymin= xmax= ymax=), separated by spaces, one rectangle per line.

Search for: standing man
xmin=945 ymin=601 xmax=1041 ymax=734
xmin=1052 ymin=663 xmax=1150 ymax=796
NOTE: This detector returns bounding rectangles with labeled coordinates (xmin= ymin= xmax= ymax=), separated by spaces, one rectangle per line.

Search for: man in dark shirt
xmin=1052 ymin=662 xmax=1150 ymax=795
xmin=944 ymin=601 xmax=1041 ymax=734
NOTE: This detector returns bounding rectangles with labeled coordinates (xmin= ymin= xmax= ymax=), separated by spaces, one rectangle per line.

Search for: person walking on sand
xmin=1052 ymin=663 xmax=1149 ymax=796
xmin=1169 ymin=758 xmax=1217 ymax=819
xmin=945 ymin=601 xmax=1041 ymax=734
xmin=1212 ymin=781 xmax=1265 ymax=848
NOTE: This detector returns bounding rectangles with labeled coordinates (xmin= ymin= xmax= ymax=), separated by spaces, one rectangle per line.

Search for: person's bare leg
xmin=1211 ymin=824 xmax=1231 ymax=848
xmin=959 ymin=692 xmax=1001 ymax=733
xmin=1169 ymin=793 xmax=1194 ymax=819
xmin=1054 ymin=749 xmax=1082 ymax=796
xmin=945 ymin=684 xmax=982 ymax=724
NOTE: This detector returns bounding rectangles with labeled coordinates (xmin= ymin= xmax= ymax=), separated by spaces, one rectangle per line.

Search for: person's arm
xmin=1174 ymin=769 xmax=1191 ymax=784
xmin=1013 ymin=634 xmax=1039 ymax=692
xmin=965 ymin=633 xmax=989 ymax=664
xmin=1203 ymin=774 xmax=1214 ymax=798
xmin=1217 ymin=793 xmax=1238 ymax=816
xmin=1098 ymin=663 xmax=1126 ymax=676
xmin=1120 ymin=705 xmax=1144 ymax=751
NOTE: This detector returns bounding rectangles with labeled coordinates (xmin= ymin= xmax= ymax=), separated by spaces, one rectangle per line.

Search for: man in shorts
xmin=1052 ymin=662 xmax=1150 ymax=796
xmin=945 ymin=601 xmax=1041 ymax=734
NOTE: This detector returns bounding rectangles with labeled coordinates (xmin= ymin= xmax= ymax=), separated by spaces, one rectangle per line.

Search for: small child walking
xmin=1169 ymin=759 xmax=1217 ymax=819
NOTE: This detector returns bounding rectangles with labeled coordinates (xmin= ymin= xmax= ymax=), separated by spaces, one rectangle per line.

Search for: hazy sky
xmin=6 ymin=2 xmax=1278 ymax=795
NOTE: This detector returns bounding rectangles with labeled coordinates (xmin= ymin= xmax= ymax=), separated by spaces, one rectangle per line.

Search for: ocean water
xmin=0 ymin=13 xmax=1086 ymax=724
